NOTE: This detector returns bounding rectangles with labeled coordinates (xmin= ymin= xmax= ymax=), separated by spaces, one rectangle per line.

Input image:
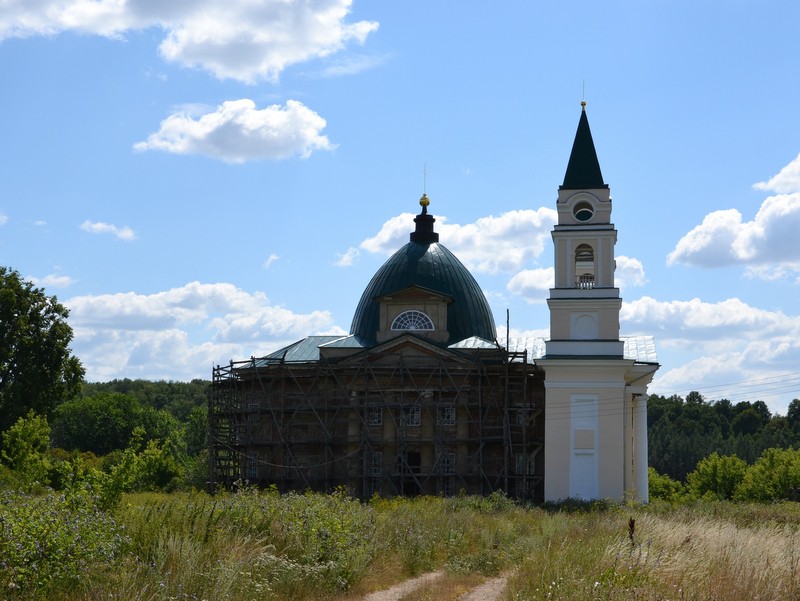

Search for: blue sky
xmin=2 ymin=1 xmax=800 ymax=414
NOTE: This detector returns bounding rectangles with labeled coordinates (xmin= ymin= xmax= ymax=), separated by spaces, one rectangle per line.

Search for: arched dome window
xmin=391 ymin=310 xmax=434 ymax=331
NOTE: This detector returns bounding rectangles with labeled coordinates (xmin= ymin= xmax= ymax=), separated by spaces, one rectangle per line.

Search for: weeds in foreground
xmin=4 ymin=489 xmax=800 ymax=601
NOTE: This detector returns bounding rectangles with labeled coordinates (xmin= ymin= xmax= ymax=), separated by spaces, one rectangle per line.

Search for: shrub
xmin=686 ymin=452 xmax=747 ymax=500
xmin=734 ymin=447 xmax=800 ymax=502
xmin=648 ymin=467 xmax=685 ymax=503
xmin=0 ymin=487 xmax=128 ymax=594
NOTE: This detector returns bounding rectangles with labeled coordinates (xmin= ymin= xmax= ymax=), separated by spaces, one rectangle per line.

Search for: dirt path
xmin=361 ymin=572 xmax=508 ymax=601
xmin=362 ymin=571 xmax=443 ymax=601
xmin=458 ymin=575 xmax=508 ymax=601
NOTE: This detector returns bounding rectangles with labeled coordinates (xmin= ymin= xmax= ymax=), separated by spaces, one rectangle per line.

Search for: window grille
xmin=437 ymin=405 xmax=456 ymax=426
xmin=391 ymin=310 xmax=434 ymax=331
xmin=400 ymin=405 xmax=421 ymax=426
xmin=369 ymin=452 xmax=383 ymax=477
xmin=368 ymin=405 xmax=383 ymax=426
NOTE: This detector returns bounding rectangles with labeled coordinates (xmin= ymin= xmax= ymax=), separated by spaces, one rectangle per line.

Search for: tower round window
xmin=573 ymin=202 xmax=594 ymax=222
xmin=391 ymin=310 xmax=434 ymax=331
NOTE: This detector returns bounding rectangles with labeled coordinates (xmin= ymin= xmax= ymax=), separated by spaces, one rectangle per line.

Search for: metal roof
xmin=350 ymin=240 xmax=497 ymax=346
xmin=252 ymin=334 xmax=657 ymax=367
xmin=561 ymin=105 xmax=607 ymax=190
xmin=259 ymin=335 xmax=345 ymax=364
xmin=622 ymin=336 xmax=659 ymax=363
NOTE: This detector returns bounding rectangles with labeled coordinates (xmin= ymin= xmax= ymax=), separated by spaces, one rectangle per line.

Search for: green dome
xmin=350 ymin=201 xmax=497 ymax=345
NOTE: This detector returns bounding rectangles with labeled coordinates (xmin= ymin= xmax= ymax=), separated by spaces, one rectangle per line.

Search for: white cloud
xmin=29 ymin=274 xmax=76 ymax=289
xmin=667 ymin=195 xmax=800 ymax=274
xmin=0 ymin=211 xmax=7 ymax=225
xmin=263 ymin=253 xmax=279 ymax=269
xmin=0 ymin=0 xmax=379 ymax=83
xmin=334 ymin=247 xmax=360 ymax=267
xmin=615 ymin=255 xmax=646 ymax=289
xmin=66 ymin=281 xmax=344 ymax=381
xmin=754 ymin=152 xmax=800 ymax=194
xmin=80 ymin=219 xmax=136 ymax=241
xmin=134 ymin=99 xmax=335 ymax=162
xmin=358 ymin=208 xmax=558 ymax=274
xmin=506 ymin=268 xmax=553 ymax=302
xmin=668 ymin=152 xmax=800 ymax=278
xmin=622 ymin=295 xmax=800 ymax=410
xmin=318 ymin=53 xmax=388 ymax=77
xmin=621 ymin=296 xmax=791 ymax=338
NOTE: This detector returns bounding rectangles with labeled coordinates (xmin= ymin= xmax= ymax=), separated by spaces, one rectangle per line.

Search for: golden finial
xmin=581 ymin=100 xmax=587 ymax=110
xmin=419 ymin=193 xmax=430 ymax=208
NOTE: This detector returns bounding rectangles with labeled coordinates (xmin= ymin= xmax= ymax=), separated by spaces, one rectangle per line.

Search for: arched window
xmin=575 ymin=244 xmax=595 ymax=288
xmin=391 ymin=310 xmax=434 ymax=331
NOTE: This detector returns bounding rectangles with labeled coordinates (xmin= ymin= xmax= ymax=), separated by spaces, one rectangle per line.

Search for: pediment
xmin=336 ymin=333 xmax=474 ymax=366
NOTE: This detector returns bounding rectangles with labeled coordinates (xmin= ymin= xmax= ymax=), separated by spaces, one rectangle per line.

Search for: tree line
xmin=3 ymin=264 xmax=800 ymax=502
xmin=647 ymin=390 xmax=800 ymax=502
xmin=1 ymin=266 xmax=210 ymax=496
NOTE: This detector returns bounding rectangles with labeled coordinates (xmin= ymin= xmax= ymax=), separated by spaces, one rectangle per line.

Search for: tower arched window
xmin=391 ymin=310 xmax=434 ymax=331
xmin=575 ymin=244 xmax=595 ymax=288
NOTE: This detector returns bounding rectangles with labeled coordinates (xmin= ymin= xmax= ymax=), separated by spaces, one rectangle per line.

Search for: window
xmin=515 ymin=453 xmax=526 ymax=475
xmin=516 ymin=453 xmax=535 ymax=476
xmin=400 ymin=405 xmax=421 ymax=426
xmin=247 ymin=454 xmax=261 ymax=480
xmin=437 ymin=405 xmax=456 ymax=426
xmin=391 ymin=310 xmax=434 ymax=331
xmin=369 ymin=451 xmax=383 ymax=477
xmin=575 ymin=244 xmax=595 ymax=288
xmin=573 ymin=202 xmax=594 ymax=222
xmin=368 ymin=405 xmax=383 ymax=426
xmin=441 ymin=452 xmax=456 ymax=475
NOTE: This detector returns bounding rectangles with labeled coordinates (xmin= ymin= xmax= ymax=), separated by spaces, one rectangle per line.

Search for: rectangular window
xmin=437 ymin=405 xmax=456 ymax=426
xmin=515 ymin=453 xmax=525 ymax=475
xmin=400 ymin=405 xmax=421 ymax=426
xmin=369 ymin=451 xmax=383 ymax=477
xmin=368 ymin=405 xmax=383 ymax=426
xmin=442 ymin=452 xmax=456 ymax=475
xmin=247 ymin=453 xmax=260 ymax=480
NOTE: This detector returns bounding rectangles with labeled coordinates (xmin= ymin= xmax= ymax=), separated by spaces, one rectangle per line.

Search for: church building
xmin=209 ymin=104 xmax=659 ymax=503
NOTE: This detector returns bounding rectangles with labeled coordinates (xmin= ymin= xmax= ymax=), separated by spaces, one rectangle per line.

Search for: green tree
xmin=734 ymin=447 xmax=800 ymax=502
xmin=0 ymin=267 xmax=84 ymax=432
xmin=787 ymin=399 xmax=800 ymax=431
xmin=51 ymin=392 xmax=181 ymax=455
xmin=0 ymin=410 xmax=52 ymax=486
xmin=648 ymin=467 xmax=685 ymax=503
xmin=686 ymin=452 xmax=747 ymax=500
xmin=731 ymin=408 xmax=764 ymax=436
xmin=184 ymin=404 xmax=208 ymax=457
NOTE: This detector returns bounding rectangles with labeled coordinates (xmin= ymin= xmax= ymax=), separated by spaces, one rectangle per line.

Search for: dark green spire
xmin=560 ymin=102 xmax=607 ymax=190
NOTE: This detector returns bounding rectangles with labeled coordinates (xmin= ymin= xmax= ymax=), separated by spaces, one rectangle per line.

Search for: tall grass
xmin=4 ymin=488 xmax=800 ymax=600
xmin=507 ymin=503 xmax=800 ymax=600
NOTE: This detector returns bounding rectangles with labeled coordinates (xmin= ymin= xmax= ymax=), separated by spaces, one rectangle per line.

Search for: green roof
xmin=561 ymin=106 xmax=607 ymax=190
xmin=350 ymin=207 xmax=497 ymax=345
xmin=259 ymin=335 xmax=345 ymax=364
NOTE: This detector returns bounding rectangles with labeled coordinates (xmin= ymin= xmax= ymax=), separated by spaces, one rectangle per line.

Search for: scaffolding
xmin=209 ymin=348 xmax=545 ymax=501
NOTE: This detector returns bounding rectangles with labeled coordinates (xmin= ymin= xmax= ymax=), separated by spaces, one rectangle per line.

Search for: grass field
xmin=3 ymin=487 xmax=800 ymax=600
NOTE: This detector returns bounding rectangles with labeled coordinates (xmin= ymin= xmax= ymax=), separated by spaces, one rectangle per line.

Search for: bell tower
xmin=547 ymin=100 xmax=622 ymax=357
xmin=539 ymin=102 xmax=658 ymax=503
